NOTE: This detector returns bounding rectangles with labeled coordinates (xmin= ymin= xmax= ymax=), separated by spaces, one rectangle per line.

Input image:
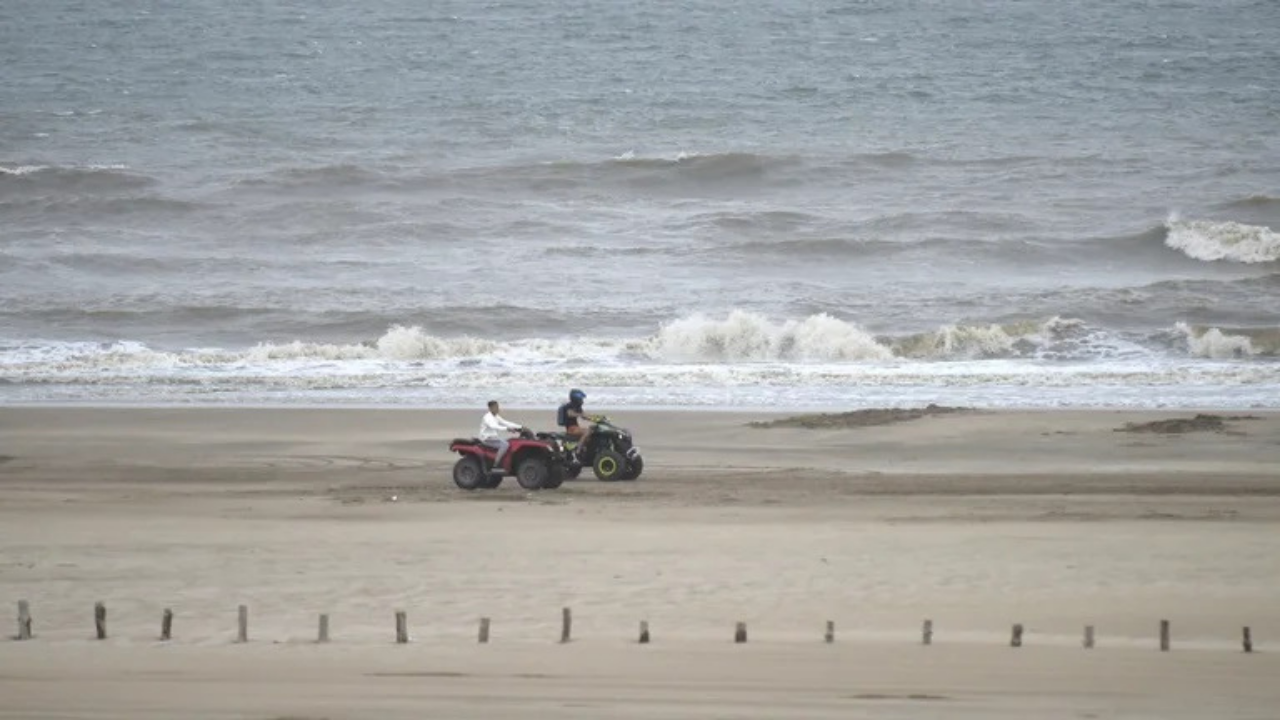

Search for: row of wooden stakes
xmin=11 ymin=601 xmax=1258 ymax=652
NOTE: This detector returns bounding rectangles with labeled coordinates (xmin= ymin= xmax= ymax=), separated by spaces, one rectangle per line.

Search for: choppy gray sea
xmin=2 ymin=0 xmax=1278 ymax=409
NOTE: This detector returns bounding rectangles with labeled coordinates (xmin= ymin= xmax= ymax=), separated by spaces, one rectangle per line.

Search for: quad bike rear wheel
xmin=516 ymin=455 xmax=551 ymax=490
xmin=452 ymin=456 xmax=486 ymax=490
xmin=592 ymin=449 xmax=626 ymax=482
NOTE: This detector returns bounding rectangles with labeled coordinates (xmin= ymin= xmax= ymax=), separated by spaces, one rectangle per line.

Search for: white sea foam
xmin=1164 ymin=216 xmax=1280 ymax=264
xmin=1178 ymin=323 xmax=1250 ymax=359
xmin=5 ymin=341 xmax=1279 ymax=409
xmin=642 ymin=310 xmax=893 ymax=362
xmin=0 ymin=163 xmax=129 ymax=175
xmin=892 ymin=321 xmax=1048 ymax=359
xmin=1174 ymin=322 xmax=1280 ymax=359
xmin=373 ymin=324 xmax=500 ymax=360
xmin=0 ymin=313 xmax=1158 ymax=377
xmin=4 ymin=314 xmax=1278 ymax=410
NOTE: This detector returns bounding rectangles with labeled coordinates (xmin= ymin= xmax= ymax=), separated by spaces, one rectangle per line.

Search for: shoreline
xmin=6 ymin=398 xmax=1280 ymax=412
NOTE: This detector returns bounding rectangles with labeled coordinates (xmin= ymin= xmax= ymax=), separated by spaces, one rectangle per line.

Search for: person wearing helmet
xmin=557 ymin=388 xmax=594 ymax=461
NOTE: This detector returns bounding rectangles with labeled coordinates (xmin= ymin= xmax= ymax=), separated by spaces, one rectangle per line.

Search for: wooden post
xmin=824 ymin=620 xmax=835 ymax=644
xmin=1242 ymin=626 xmax=1252 ymax=653
xmin=237 ymin=605 xmax=248 ymax=643
xmin=478 ymin=617 xmax=490 ymax=644
xmin=734 ymin=622 xmax=748 ymax=643
xmin=1159 ymin=620 xmax=1170 ymax=652
xmin=17 ymin=600 xmax=32 ymax=640
xmin=1083 ymin=625 xmax=1095 ymax=649
xmin=1011 ymin=623 xmax=1023 ymax=648
xmin=94 ymin=602 xmax=107 ymax=640
xmin=560 ymin=607 xmax=572 ymax=644
xmin=161 ymin=609 xmax=173 ymax=641
xmin=638 ymin=620 xmax=650 ymax=644
xmin=922 ymin=619 xmax=933 ymax=645
xmin=395 ymin=611 xmax=408 ymax=644
xmin=318 ymin=614 xmax=329 ymax=643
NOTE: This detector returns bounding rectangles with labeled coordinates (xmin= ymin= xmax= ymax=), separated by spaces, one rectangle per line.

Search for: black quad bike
xmin=540 ymin=415 xmax=643 ymax=482
xmin=447 ymin=428 xmax=570 ymax=491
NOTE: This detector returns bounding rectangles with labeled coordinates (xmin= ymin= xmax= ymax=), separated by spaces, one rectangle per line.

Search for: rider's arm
xmin=496 ymin=414 xmax=523 ymax=430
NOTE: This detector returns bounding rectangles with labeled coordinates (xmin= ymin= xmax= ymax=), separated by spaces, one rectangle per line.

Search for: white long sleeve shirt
xmin=478 ymin=411 xmax=522 ymax=441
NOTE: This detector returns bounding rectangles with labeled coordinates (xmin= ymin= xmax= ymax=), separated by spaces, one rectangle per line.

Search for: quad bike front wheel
xmin=543 ymin=463 xmax=566 ymax=489
xmin=620 ymin=455 xmax=643 ymax=481
xmin=452 ymin=456 xmax=486 ymax=490
xmin=592 ymin=449 xmax=626 ymax=482
xmin=515 ymin=456 xmax=551 ymax=490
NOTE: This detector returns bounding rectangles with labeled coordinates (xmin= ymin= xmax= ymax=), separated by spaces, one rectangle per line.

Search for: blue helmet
xmin=569 ymin=388 xmax=586 ymax=404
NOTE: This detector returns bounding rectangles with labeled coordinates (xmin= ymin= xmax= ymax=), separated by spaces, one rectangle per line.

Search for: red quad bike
xmin=448 ymin=428 xmax=567 ymax=491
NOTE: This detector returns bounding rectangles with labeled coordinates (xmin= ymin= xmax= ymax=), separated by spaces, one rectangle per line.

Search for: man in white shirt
xmin=478 ymin=400 xmax=525 ymax=474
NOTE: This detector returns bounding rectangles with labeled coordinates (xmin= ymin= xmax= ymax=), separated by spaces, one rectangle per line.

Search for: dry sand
xmin=2 ymin=405 xmax=1279 ymax=719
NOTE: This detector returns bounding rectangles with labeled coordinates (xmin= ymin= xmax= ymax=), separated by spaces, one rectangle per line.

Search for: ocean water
xmin=2 ymin=0 xmax=1278 ymax=410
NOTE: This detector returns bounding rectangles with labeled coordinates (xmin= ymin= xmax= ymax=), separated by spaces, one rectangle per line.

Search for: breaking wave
xmin=5 ymin=313 xmax=1279 ymax=410
xmin=642 ymin=311 xmax=893 ymax=362
xmin=888 ymin=318 xmax=1104 ymax=360
xmin=0 ymin=164 xmax=155 ymax=194
xmin=638 ymin=313 xmax=1162 ymax=363
xmin=0 ymin=312 xmax=1172 ymax=378
xmin=1164 ymin=215 xmax=1280 ymax=264
xmin=370 ymin=325 xmax=502 ymax=360
xmin=1175 ymin=323 xmax=1280 ymax=359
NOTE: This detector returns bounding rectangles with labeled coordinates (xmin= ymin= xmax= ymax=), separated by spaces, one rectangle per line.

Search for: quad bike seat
xmin=452 ymin=437 xmax=484 ymax=446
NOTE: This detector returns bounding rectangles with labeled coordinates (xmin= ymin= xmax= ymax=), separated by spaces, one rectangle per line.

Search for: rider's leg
xmin=565 ymin=425 xmax=587 ymax=459
xmin=485 ymin=438 xmax=509 ymax=472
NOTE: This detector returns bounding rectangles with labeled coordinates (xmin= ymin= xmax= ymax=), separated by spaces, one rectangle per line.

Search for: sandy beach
xmin=2 ymin=405 xmax=1279 ymax=719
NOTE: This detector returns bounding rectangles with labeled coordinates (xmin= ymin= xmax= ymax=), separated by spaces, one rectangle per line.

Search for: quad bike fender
xmin=511 ymin=443 xmax=557 ymax=467
xmin=450 ymin=442 xmax=494 ymax=462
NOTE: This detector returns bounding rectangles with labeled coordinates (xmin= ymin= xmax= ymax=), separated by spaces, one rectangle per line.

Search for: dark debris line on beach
xmin=1115 ymin=414 xmax=1262 ymax=435
xmin=748 ymin=404 xmax=977 ymax=430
